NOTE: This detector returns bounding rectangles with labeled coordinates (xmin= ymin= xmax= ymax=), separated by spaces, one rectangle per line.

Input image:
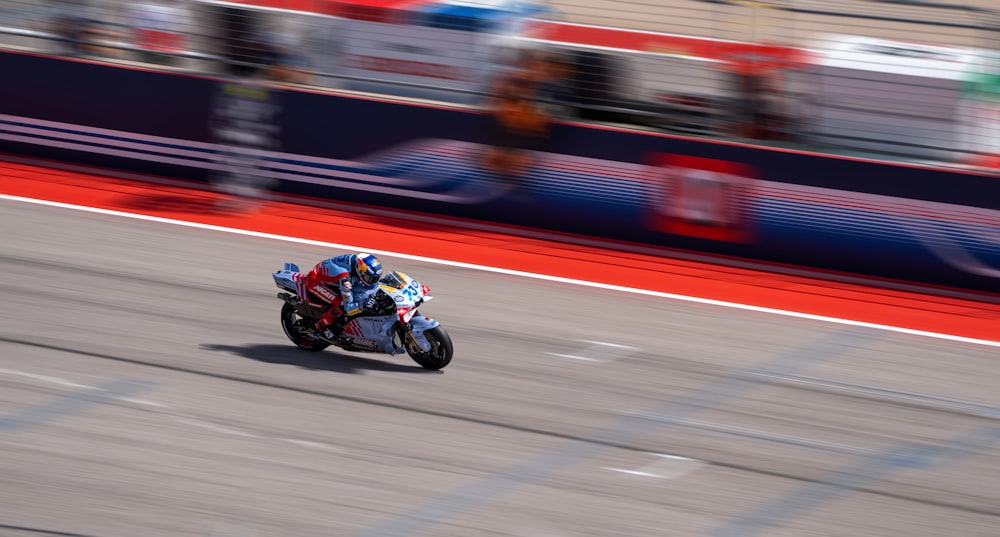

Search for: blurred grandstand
xmin=1 ymin=0 xmax=998 ymax=166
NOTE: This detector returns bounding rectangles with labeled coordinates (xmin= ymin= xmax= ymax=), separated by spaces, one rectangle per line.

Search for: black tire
xmin=406 ymin=326 xmax=453 ymax=370
xmin=280 ymin=302 xmax=330 ymax=352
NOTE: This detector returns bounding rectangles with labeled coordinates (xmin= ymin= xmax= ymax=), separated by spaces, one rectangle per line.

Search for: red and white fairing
xmin=340 ymin=271 xmax=439 ymax=354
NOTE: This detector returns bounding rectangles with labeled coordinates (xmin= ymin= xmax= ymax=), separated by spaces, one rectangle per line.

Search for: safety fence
xmin=0 ymin=0 xmax=999 ymax=165
xmin=4 ymin=49 xmax=999 ymax=293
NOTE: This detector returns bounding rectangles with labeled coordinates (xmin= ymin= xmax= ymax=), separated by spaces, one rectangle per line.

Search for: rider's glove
xmin=363 ymin=296 xmax=377 ymax=311
xmin=344 ymin=300 xmax=362 ymax=316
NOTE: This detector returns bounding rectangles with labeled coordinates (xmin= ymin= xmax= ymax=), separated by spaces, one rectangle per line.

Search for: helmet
xmin=354 ymin=253 xmax=382 ymax=286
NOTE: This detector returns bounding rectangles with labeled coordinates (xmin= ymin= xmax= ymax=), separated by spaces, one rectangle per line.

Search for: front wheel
xmin=280 ymin=302 xmax=330 ymax=352
xmin=407 ymin=326 xmax=453 ymax=370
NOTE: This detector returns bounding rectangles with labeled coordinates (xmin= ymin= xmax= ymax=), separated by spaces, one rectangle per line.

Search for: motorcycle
xmin=272 ymin=263 xmax=454 ymax=370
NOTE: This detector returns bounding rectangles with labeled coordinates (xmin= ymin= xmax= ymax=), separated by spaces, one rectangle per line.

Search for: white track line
xmin=0 ymin=368 xmax=94 ymax=390
xmin=605 ymin=453 xmax=705 ymax=479
xmin=2 ymin=194 xmax=997 ymax=348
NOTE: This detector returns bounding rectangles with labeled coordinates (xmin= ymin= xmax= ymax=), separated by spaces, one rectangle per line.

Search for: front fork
xmin=401 ymin=314 xmax=440 ymax=353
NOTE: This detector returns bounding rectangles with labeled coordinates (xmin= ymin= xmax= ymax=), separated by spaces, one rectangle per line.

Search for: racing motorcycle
xmin=272 ymin=263 xmax=453 ymax=370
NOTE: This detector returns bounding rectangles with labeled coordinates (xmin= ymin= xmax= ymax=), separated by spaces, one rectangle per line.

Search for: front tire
xmin=407 ymin=326 xmax=453 ymax=370
xmin=280 ymin=302 xmax=330 ymax=352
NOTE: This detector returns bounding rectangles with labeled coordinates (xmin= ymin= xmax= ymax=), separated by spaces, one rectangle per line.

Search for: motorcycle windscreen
xmin=379 ymin=271 xmax=408 ymax=290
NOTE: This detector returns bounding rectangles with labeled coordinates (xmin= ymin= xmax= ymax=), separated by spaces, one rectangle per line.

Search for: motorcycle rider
xmin=296 ymin=252 xmax=383 ymax=341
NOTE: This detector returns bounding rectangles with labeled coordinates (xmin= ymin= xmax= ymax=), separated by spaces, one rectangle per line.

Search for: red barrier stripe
xmin=1 ymin=160 xmax=996 ymax=343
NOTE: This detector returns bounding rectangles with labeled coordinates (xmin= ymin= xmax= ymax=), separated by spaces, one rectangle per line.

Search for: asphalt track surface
xmin=1 ymin=162 xmax=999 ymax=537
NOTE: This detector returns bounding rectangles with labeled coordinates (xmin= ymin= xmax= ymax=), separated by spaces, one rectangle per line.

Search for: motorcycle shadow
xmin=199 ymin=344 xmax=438 ymax=374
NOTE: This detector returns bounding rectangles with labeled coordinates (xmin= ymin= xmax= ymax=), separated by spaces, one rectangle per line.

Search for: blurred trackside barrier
xmin=1 ymin=0 xmax=999 ymax=166
xmin=1 ymin=50 xmax=999 ymax=296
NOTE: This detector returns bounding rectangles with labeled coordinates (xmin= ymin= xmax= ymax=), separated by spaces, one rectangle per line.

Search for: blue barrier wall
xmin=2 ymin=51 xmax=998 ymax=293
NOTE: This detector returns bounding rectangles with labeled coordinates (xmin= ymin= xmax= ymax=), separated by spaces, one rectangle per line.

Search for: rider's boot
xmin=314 ymin=307 xmax=345 ymax=342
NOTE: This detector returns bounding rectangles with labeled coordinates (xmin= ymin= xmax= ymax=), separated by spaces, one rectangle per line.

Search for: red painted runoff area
xmin=1 ymin=160 xmax=997 ymax=343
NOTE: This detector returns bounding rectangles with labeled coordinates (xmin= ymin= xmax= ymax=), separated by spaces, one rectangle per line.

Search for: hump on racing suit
xmin=305 ymin=252 xmax=383 ymax=337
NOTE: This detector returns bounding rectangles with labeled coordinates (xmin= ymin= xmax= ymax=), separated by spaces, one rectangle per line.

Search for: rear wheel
xmin=280 ymin=302 xmax=330 ymax=352
xmin=407 ymin=326 xmax=453 ymax=370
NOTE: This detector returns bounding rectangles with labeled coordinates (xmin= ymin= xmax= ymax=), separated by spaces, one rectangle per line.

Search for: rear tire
xmin=280 ymin=302 xmax=330 ymax=352
xmin=407 ymin=326 xmax=453 ymax=370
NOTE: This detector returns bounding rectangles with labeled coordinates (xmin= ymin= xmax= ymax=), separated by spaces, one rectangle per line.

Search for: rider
xmin=298 ymin=252 xmax=383 ymax=341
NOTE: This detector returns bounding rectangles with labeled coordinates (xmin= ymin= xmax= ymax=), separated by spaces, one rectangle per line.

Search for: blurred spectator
xmin=49 ymin=0 xmax=105 ymax=57
xmin=569 ymin=50 xmax=623 ymax=123
xmin=219 ymin=6 xmax=271 ymax=78
xmin=482 ymin=51 xmax=552 ymax=183
xmin=268 ymin=52 xmax=314 ymax=86
xmin=262 ymin=30 xmax=315 ymax=86
xmin=535 ymin=52 xmax=576 ymax=119
xmin=128 ymin=0 xmax=189 ymax=66
xmin=733 ymin=72 xmax=791 ymax=141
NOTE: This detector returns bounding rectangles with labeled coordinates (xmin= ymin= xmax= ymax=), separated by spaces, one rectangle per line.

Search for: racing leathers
xmin=297 ymin=253 xmax=382 ymax=339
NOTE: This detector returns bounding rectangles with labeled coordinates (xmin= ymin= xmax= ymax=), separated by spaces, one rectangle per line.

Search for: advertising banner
xmin=339 ymin=19 xmax=492 ymax=99
xmin=644 ymin=154 xmax=757 ymax=243
xmin=1 ymin=51 xmax=998 ymax=293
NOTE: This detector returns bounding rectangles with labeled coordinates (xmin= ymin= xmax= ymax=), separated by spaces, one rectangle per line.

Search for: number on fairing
xmin=401 ymin=282 xmax=419 ymax=300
